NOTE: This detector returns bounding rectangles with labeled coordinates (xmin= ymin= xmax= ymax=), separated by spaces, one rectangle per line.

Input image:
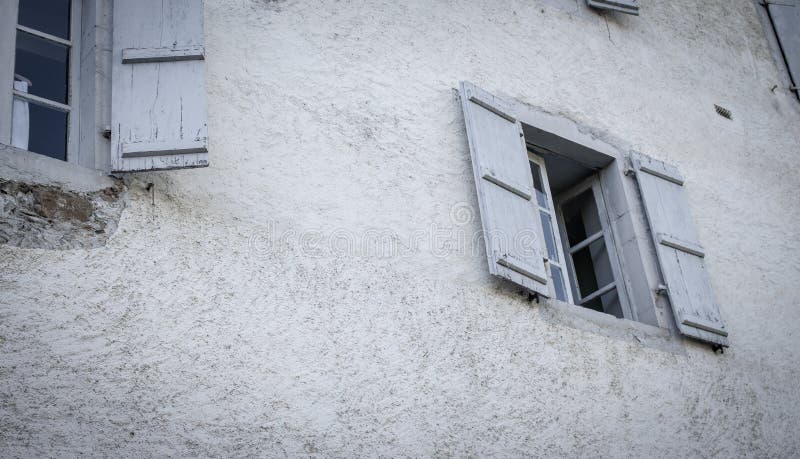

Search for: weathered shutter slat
xmin=632 ymin=153 xmax=728 ymax=346
xmin=121 ymin=45 xmax=205 ymax=64
xmin=111 ymin=0 xmax=209 ymax=172
xmin=459 ymin=81 xmax=550 ymax=297
xmin=121 ymin=139 xmax=208 ymax=158
xmin=767 ymin=2 xmax=800 ymax=94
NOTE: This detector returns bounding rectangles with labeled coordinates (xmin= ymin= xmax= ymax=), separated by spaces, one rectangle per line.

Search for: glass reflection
xmin=14 ymin=30 xmax=69 ymax=104
xmin=18 ymin=0 xmax=72 ymax=40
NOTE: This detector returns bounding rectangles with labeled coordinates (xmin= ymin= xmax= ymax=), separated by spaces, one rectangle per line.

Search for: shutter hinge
xmin=655 ymin=284 xmax=668 ymax=296
xmin=624 ymin=167 xmax=635 ymax=177
xmin=519 ymin=290 xmax=540 ymax=303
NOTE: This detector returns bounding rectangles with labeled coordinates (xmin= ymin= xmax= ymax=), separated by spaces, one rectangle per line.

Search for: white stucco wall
xmin=2 ymin=0 xmax=800 ymax=456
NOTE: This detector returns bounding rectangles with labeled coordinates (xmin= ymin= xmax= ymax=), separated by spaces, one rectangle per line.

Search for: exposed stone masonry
xmin=0 ymin=179 xmax=125 ymax=249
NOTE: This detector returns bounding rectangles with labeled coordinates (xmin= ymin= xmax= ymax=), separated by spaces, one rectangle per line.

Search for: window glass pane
xmin=529 ymin=161 xmax=548 ymax=208
xmin=562 ymin=189 xmax=602 ymax=246
xmin=18 ymin=0 xmax=72 ymax=40
xmin=601 ymin=289 xmax=623 ymax=319
xmin=539 ymin=211 xmax=558 ymax=262
xmin=571 ymin=238 xmax=614 ymax=299
xmin=14 ymin=30 xmax=70 ymax=104
xmin=550 ymin=265 xmax=567 ymax=302
xmin=13 ymin=98 xmax=68 ymax=161
xmin=583 ymin=288 xmax=623 ymax=319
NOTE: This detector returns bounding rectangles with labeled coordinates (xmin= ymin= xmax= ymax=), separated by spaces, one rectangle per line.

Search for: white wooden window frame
xmin=1 ymin=0 xmax=82 ymax=163
xmin=0 ymin=0 xmax=117 ymax=187
xmin=527 ymin=150 xmax=574 ymax=304
xmin=554 ymin=173 xmax=634 ymax=320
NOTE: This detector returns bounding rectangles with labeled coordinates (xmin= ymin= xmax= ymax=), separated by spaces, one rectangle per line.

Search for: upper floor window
xmin=11 ymin=0 xmax=78 ymax=161
xmin=526 ymin=146 xmax=631 ymax=320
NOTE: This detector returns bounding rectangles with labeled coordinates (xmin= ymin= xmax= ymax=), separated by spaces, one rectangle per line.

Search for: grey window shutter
xmin=111 ymin=0 xmax=209 ymax=172
xmin=766 ymin=1 xmax=800 ymax=95
xmin=459 ymin=81 xmax=550 ymax=297
xmin=586 ymin=0 xmax=639 ymax=15
xmin=631 ymin=153 xmax=728 ymax=347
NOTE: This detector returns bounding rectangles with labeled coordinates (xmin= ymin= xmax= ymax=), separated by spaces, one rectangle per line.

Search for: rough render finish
xmin=1 ymin=0 xmax=799 ymax=456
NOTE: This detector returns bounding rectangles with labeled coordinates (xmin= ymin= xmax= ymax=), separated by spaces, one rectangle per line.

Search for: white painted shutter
xmin=586 ymin=0 xmax=639 ymax=15
xmin=459 ymin=81 xmax=550 ymax=297
xmin=766 ymin=1 xmax=800 ymax=96
xmin=111 ymin=0 xmax=209 ymax=172
xmin=631 ymin=153 xmax=728 ymax=346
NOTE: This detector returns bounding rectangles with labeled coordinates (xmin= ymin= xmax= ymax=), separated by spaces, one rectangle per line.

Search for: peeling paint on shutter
xmin=459 ymin=81 xmax=550 ymax=297
xmin=111 ymin=0 xmax=209 ymax=172
xmin=631 ymin=153 xmax=728 ymax=347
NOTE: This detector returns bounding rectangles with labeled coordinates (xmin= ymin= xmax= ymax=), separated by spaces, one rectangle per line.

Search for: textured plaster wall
xmin=2 ymin=0 xmax=800 ymax=456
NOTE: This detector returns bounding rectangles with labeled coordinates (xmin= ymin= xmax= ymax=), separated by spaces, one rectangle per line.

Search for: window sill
xmin=0 ymin=143 xmax=115 ymax=193
xmin=539 ymin=296 xmax=686 ymax=355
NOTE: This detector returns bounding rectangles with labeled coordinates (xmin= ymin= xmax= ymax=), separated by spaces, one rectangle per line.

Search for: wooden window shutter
xmin=459 ymin=81 xmax=550 ymax=297
xmin=631 ymin=153 xmax=728 ymax=346
xmin=586 ymin=0 xmax=640 ymax=15
xmin=765 ymin=1 xmax=800 ymax=96
xmin=111 ymin=0 xmax=209 ymax=172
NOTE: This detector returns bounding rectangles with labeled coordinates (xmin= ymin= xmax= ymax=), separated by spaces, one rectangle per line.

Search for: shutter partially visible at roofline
xmin=631 ymin=153 xmax=729 ymax=347
xmin=111 ymin=0 xmax=209 ymax=172
xmin=586 ymin=0 xmax=639 ymax=15
xmin=459 ymin=81 xmax=551 ymax=297
xmin=765 ymin=0 xmax=800 ymax=97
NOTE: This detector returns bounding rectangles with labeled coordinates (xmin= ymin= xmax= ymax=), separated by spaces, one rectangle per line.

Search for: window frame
xmin=554 ymin=172 xmax=634 ymax=320
xmin=512 ymin=103 xmax=669 ymax=331
xmin=527 ymin=150 xmax=575 ymax=304
xmin=0 ymin=0 xmax=115 ymax=182
xmin=8 ymin=0 xmax=83 ymax=162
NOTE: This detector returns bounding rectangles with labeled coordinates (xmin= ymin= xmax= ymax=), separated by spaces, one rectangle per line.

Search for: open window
xmin=526 ymin=144 xmax=631 ymax=321
xmin=554 ymin=167 xmax=629 ymax=319
xmin=459 ymin=81 xmax=729 ymax=347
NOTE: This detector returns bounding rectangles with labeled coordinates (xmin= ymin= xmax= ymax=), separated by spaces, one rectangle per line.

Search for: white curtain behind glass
xmin=11 ymin=75 xmax=31 ymax=150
